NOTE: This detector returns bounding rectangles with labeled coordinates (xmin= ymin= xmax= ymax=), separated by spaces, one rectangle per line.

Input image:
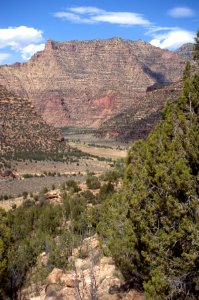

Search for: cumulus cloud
xmin=150 ymin=30 xmax=195 ymax=49
xmin=168 ymin=7 xmax=195 ymax=18
xmin=0 ymin=53 xmax=11 ymax=64
xmin=54 ymin=6 xmax=150 ymax=26
xmin=21 ymin=43 xmax=45 ymax=60
xmin=0 ymin=26 xmax=44 ymax=61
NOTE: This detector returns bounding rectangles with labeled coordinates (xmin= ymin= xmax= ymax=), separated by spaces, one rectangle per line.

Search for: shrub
xmin=86 ymin=175 xmax=101 ymax=190
xmin=66 ymin=180 xmax=81 ymax=193
xmin=22 ymin=191 xmax=28 ymax=199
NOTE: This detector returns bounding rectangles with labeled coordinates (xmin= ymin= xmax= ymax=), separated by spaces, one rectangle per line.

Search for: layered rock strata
xmin=0 ymin=38 xmax=185 ymax=128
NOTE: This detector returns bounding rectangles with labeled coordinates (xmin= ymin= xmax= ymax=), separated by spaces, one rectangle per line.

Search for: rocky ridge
xmin=175 ymin=43 xmax=193 ymax=60
xmin=0 ymin=38 xmax=185 ymax=128
xmin=0 ymin=85 xmax=67 ymax=160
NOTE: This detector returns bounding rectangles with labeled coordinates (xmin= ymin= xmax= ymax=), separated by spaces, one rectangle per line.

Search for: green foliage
xmin=97 ymin=182 xmax=115 ymax=202
xmin=86 ymin=175 xmax=101 ymax=190
xmin=98 ymin=63 xmax=199 ymax=299
xmin=66 ymin=179 xmax=81 ymax=193
xmin=5 ymin=200 xmax=63 ymax=297
xmin=183 ymin=61 xmax=191 ymax=82
xmin=0 ymin=208 xmax=11 ymax=298
xmin=193 ymin=30 xmax=199 ymax=63
xmin=80 ymin=190 xmax=96 ymax=204
xmin=22 ymin=191 xmax=28 ymax=199
xmin=47 ymin=231 xmax=74 ymax=270
xmin=62 ymin=192 xmax=99 ymax=236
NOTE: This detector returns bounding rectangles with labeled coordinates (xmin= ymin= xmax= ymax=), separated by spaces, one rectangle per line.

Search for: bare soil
xmin=11 ymin=158 xmax=111 ymax=176
xmin=69 ymin=142 xmax=127 ymax=159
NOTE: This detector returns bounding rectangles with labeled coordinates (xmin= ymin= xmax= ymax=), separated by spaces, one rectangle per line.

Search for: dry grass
xmin=69 ymin=142 xmax=127 ymax=159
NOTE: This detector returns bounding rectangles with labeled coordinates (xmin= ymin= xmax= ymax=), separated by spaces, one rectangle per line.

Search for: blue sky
xmin=0 ymin=0 xmax=198 ymax=64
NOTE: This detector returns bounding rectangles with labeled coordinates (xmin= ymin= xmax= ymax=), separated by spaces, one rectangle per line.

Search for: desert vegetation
xmin=0 ymin=163 xmax=120 ymax=299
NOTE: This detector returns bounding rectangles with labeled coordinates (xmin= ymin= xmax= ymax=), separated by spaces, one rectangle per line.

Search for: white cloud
xmin=0 ymin=53 xmax=11 ymax=64
xmin=54 ymin=6 xmax=150 ymax=26
xmin=146 ymin=26 xmax=179 ymax=34
xmin=168 ymin=7 xmax=195 ymax=18
xmin=54 ymin=12 xmax=94 ymax=24
xmin=93 ymin=12 xmax=150 ymax=25
xmin=21 ymin=43 xmax=45 ymax=60
xmin=0 ymin=26 xmax=44 ymax=62
xmin=70 ymin=6 xmax=105 ymax=15
xmin=150 ymin=30 xmax=195 ymax=50
xmin=0 ymin=26 xmax=43 ymax=49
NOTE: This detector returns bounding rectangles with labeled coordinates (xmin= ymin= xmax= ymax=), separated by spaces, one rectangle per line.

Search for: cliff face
xmin=0 ymin=38 xmax=185 ymax=128
xmin=0 ymin=85 xmax=66 ymax=156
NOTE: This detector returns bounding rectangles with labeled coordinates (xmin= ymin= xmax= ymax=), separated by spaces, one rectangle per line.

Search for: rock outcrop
xmin=0 ymin=38 xmax=185 ymax=128
xmin=22 ymin=235 xmax=144 ymax=300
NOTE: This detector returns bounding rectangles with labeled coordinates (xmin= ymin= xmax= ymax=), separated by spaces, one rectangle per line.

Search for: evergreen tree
xmin=98 ymin=44 xmax=199 ymax=299
xmin=0 ymin=208 xmax=11 ymax=298
xmin=193 ymin=30 xmax=199 ymax=63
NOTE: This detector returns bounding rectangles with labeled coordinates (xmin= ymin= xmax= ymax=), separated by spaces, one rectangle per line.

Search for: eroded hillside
xmin=97 ymin=81 xmax=182 ymax=141
xmin=0 ymin=85 xmax=67 ymax=157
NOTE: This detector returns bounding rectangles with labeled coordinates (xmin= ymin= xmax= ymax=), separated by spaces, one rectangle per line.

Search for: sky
xmin=0 ymin=0 xmax=199 ymax=64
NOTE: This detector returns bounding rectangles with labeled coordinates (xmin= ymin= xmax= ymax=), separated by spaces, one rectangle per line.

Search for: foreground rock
xmin=22 ymin=235 xmax=144 ymax=300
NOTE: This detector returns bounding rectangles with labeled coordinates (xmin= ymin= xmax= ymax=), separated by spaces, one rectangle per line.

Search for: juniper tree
xmin=193 ymin=30 xmax=199 ymax=63
xmin=98 ymin=37 xmax=199 ymax=299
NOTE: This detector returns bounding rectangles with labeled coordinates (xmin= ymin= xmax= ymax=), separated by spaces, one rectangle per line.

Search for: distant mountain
xmin=96 ymin=82 xmax=182 ymax=142
xmin=0 ymin=85 xmax=67 ymax=159
xmin=0 ymin=38 xmax=185 ymax=128
xmin=176 ymin=43 xmax=194 ymax=60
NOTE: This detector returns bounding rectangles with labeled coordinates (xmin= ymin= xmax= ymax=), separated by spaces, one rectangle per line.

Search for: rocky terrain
xmin=0 ymin=85 xmax=68 ymax=174
xmin=22 ymin=235 xmax=144 ymax=300
xmin=0 ymin=38 xmax=186 ymax=128
xmin=96 ymin=81 xmax=182 ymax=142
xmin=175 ymin=43 xmax=193 ymax=60
xmin=0 ymin=85 xmax=66 ymax=154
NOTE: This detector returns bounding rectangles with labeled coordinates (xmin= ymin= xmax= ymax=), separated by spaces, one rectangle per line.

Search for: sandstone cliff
xmin=0 ymin=38 xmax=185 ymax=128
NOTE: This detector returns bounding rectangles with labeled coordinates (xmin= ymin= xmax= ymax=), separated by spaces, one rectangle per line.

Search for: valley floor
xmin=0 ymin=156 xmax=112 ymax=202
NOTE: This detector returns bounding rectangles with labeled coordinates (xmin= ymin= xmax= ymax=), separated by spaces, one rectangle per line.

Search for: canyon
xmin=0 ymin=38 xmax=186 ymax=129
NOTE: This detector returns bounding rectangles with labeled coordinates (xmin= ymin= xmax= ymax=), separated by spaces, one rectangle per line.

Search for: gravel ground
xmin=0 ymin=157 xmax=112 ymax=197
xmin=0 ymin=175 xmax=86 ymax=197
xmin=11 ymin=158 xmax=111 ymax=175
